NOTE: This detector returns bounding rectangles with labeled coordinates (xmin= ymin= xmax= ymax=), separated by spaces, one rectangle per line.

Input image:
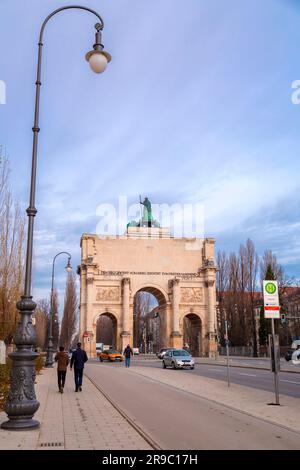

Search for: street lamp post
xmin=1 ymin=5 xmax=111 ymax=431
xmin=45 ymin=252 xmax=72 ymax=368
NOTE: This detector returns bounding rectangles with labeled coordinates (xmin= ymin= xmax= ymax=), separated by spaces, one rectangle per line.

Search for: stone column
xmin=86 ymin=276 xmax=94 ymax=330
xmin=170 ymin=278 xmax=182 ymax=349
xmin=85 ymin=275 xmax=94 ymax=357
xmin=121 ymin=278 xmax=131 ymax=350
xmin=206 ymin=279 xmax=217 ymax=358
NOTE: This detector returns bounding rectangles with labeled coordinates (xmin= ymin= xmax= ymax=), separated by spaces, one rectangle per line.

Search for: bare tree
xmin=96 ymin=315 xmax=115 ymax=347
xmin=71 ymin=332 xmax=79 ymax=350
xmin=227 ymin=253 xmax=245 ymax=346
xmin=217 ymin=240 xmax=294 ymax=357
xmin=133 ymin=292 xmax=154 ymax=352
xmin=216 ymin=250 xmax=229 ymax=342
xmin=217 ymin=240 xmax=259 ymax=352
xmin=0 ymin=152 xmax=25 ymax=344
xmin=49 ymin=289 xmax=60 ymax=351
xmin=59 ymin=272 xmax=78 ymax=350
xmin=244 ymin=239 xmax=259 ymax=356
xmin=35 ymin=299 xmax=49 ymax=350
xmin=260 ymin=250 xmax=284 ymax=287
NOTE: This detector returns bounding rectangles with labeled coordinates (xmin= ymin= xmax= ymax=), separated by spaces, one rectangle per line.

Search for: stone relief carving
xmin=96 ymin=286 xmax=120 ymax=302
xmin=203 ymin=258 xmax=215 ymax=268
xmin=180 ymin=287 xmax=203 ymax=304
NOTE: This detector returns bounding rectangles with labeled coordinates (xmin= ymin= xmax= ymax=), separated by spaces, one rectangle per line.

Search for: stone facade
xmin=78 ymin=227 xmax=218 ymax=358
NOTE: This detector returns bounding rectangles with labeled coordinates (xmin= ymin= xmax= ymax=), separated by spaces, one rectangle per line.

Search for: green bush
xmin=35 ymin=354 xmax=45 ymax=375
xmin=0 ymin=359 xmax=12 ymax=412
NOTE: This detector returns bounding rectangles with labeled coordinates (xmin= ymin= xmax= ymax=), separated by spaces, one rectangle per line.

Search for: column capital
xmin=170 ymin=331 xmax=182 ymax=338
xmin=122 ymin=277 xmax=130 ymax=287
xmin=120 ymin=331 xmax=131 ymax=337
xmin=169 ymin=277 xmax=180 ymax=289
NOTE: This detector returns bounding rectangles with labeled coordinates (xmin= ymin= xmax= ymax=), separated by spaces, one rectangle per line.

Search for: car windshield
xmin=108 ymin=350 xmax=119 ymax=354
xmin=173 ymin=350 xmax=190 ymax=357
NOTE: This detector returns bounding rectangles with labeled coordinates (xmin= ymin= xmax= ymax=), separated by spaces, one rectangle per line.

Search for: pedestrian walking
xmin=123 ymin=344 xmax=133 ymax=368
xmin=54 ymin=346 xmax=69 ymax=393
xmin=70 ymin=342 xmax=88 ymax=392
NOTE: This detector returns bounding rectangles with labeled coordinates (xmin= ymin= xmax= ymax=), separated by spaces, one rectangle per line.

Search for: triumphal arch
xmin=78 ymin=215 xmax=218 ymax=358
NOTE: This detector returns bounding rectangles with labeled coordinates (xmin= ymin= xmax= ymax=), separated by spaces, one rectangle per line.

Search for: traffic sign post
xmin=225 ymin=320 xmax=230 ymax=388
xmin=263 ymin=280 xmax=280 ymax=406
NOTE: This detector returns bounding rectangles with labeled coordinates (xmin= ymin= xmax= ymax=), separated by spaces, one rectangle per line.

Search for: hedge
xmin=0 ymin=359 xmax=12 ymax=412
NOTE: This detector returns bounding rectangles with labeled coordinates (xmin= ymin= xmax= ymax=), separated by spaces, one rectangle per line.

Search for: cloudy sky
xmin=1 ymin=0 xmax=300 ymax=311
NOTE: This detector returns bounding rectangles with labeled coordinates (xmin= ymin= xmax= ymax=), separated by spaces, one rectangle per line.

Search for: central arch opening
xmin=183 ymin=313 xmax=202 ymax=357
xmin=133 ymin=287 xmax=167 ymax=354
xmin=96 ymin=312 xmax=117 ymax=349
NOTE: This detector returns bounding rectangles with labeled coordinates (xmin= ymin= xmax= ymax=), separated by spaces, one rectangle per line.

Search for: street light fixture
xmin=45 ymin=252 xmax=72 ymax=368
xmin=65 ymin=257 xmax=72 ymax=273
xmin=1 ymin=5 xmax=110 ymax=431
xmin=86 ymin=23 xmax=111 ymax=73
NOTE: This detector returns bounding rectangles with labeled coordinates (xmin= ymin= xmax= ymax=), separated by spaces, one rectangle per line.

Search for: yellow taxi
xmin=99 ymin=349 xmax=123 ymax=362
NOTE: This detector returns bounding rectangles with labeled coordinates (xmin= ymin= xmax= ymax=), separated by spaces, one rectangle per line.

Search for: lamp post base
xmin=45 ymin=336 xmax=54 ymax=367
xmin=45 ymin=361 xmax=54 ymax=368
xmin=1 ymin=418 xmax=40 ymax=430
xmin=2 ymin=296 xmax=40 ymax=431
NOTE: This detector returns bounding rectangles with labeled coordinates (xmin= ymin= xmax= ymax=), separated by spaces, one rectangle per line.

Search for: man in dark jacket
xmin=70 ymin=342 xmax=88 ymax=392
xmin=123 ymin=344 xmax=133 ymax=368
xmin=55 ymin=346 xmax=69 ymax=393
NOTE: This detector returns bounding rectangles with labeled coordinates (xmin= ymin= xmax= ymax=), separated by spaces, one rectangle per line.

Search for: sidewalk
xmin=0 ymin=367 xmax=151 ymax=450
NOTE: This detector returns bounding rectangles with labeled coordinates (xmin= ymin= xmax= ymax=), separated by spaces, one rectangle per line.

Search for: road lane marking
xmin=280 ymin=380 xmax=300 ymax=385
xmin=238 ymin=373 xmax=257 ymax=377
xmin=208 ymin=368 xmax=223 ymax=373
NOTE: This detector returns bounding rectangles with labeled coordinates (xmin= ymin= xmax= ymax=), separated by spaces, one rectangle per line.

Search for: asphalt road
xmin=85 ymin=361 xmax=300 ymax=450
xmin=211 ymin=356 xmax=298 ymax=371
xmin=129 ymin=359 xmax=300 ymax=398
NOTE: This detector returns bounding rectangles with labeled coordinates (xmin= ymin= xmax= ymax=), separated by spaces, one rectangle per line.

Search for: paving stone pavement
xmin=0 ymin=367 xmax=151 ymax=450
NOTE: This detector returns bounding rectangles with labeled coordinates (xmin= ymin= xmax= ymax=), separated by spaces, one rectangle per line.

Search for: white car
xmin=163 ymin=349 xmax=195 ymax=370
xmin=157 ymin=348 xmax=174 ymax=359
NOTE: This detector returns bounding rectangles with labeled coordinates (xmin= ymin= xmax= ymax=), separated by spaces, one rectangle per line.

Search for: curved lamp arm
xmin=39 ymin=5 xmax=104 ymax=43
xmin=53 ymin=251 xmax=72 ymax=266
xmin=25 ymin=5 xmax=108 ymax=297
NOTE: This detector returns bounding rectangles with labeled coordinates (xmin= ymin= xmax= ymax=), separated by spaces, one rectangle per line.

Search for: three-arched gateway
xmin=78 ymin=226 xmax=218 ymax=358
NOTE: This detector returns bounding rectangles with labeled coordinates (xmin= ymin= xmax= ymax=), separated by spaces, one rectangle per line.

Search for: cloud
xmin=2 ymin=0 xmax=300 ymax=309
